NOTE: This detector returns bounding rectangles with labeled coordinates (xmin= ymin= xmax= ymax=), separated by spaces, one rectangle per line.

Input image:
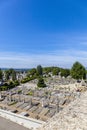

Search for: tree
xmin=70 ymin=61 xmax=86 ymax=79
xmin=60 ymin=68 xmax=70 ymax=77
xmin=43 ymin=67 xmax=53 ymax=74
xmin=52 ymin=67 xmax=60 ymax=75
xmin=28 ymin=68 xmax=36 ymax=76
xmin=12 ymin=71 xmax=16 ymax=81
xmin=37 ymin=65 xmax=43 ymax=75
xmin=9 ymin=81 xmax=14 ymax=89
xmin=5 ymin=69 xmax=16 ymax=81
xmin=14 ymin=80 xmax=19 ymax=86
xmin=5 ymin=70 xmax=10 ymax=80
xmin=37 ymin=77 xmax=46 ymax=88
xmin=0 ymin=69 xmax=3 ymax=80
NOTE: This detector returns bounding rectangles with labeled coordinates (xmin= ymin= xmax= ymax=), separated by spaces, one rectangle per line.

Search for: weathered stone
xmin=38 ymin=91 xmax=87 ymax=130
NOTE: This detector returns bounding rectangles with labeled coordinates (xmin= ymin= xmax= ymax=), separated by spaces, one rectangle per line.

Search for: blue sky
xmin=0 ymin=0 xmax=87 ymax=68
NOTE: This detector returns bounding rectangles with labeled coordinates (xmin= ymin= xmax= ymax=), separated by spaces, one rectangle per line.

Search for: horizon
xmin=1 ymin=0 xmax=87 ymax=68
xmin=1 ymin=62 xmax=87 ymax=70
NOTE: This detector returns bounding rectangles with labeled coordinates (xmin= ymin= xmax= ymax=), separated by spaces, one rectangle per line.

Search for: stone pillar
xmin=7 ymin=96 xmax=9 ymax=101
xmin=18 ymin=95 xmax=21 ymax=102
xmin=0 ymin=93 xmax=1 ymax=99
xmin=9 ymin=95 xmax=11 ymax=102
xmin=23 ymin=98 xmax=25 ymax=103
xmin=42 ymin=100 xmax=44 ymax=107
xmin=56 ymin=96 xmax=59 ymax=113
xmin=29 ymin=98 xmax=32 ymax=106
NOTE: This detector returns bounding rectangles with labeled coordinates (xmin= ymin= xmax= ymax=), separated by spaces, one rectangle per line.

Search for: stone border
xmin=0 ymin=109 xmax=45 ymax=130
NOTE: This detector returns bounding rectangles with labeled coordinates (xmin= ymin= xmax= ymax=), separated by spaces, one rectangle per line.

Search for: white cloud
xmin=0 ymin=50 xmax=87 ymax=68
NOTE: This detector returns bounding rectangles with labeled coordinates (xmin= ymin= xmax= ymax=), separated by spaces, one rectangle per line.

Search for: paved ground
xmin=0 ymin=116 xmax=30 ymax=130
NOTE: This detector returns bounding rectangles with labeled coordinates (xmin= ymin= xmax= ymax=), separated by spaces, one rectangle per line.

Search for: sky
xmin=1 ymin=0 xmax=87 ymax=68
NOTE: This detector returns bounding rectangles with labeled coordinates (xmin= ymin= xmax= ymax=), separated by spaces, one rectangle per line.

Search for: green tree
xmin=0 ymin=69 xmax=3 ymax=80
xmin=52 ymin=67 xmax=60 ymax=75
xmin=70 ymin=61 xmax=86 ymax=79
xmin=60 ymin=68 xmax=70 ymax=77
xmin=9 ymin=81 xmax=15 ymax=89
xmin=5 ymin=70 xmax=10 ymax=80
xmin=37 ymin=65 xmax=43 ymax=75
xmin=43 ymin=67 xmax=53 ymax=74
xmin=5 ymin=69 xmax=16 ymax=81
xmin=37 ymin=77 xmax=46 ymax=88
xmin=12 ymin=70 xmax=16 ymax=81
xmin=28 ymin=68 xmax=36 ymax=76
xmin=14 ymin=80 xmax=19 ymax=86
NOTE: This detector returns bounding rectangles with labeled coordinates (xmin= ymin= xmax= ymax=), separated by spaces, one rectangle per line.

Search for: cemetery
xmin=0 ymin=76 xmax=86 ymax=122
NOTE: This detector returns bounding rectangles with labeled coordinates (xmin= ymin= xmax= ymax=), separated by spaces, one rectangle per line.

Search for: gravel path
xmin=0 ymin=116 xmax=30 ymax=130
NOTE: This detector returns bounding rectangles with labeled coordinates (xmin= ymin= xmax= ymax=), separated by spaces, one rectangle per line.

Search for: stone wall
xmin=0 ymin=109 xmax=44 ymax=130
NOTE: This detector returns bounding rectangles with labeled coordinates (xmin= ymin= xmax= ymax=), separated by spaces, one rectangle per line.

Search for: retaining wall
xmin=0 ymin=109 xmax=44 ymax=130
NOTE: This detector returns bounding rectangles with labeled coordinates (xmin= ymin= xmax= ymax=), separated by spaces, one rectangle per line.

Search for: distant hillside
xmin=1 ymin=68 xmax=31 ymax=72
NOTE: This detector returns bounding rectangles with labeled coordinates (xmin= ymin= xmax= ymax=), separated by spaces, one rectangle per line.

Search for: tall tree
xmin=0 ymin=69 xmax=3 ymax=80
xmin=70 ymin=61 xmax=86 ymax=79
xmin=5 ymin=70 xmax=10 ymax=80
xmin=12 ymin=71 xmax=16 ymax=81
xmin=37 ymin=65 xmax=43 ymax=75
xmin=60 ymin=68 xmax=70 ymax=77
xmin=5 ymin=69 xmax=16 ymax=81
xmin=37 ymin=77 xmax=46 ymax=88
xmin=52 ymin=67 xmax=60 ymax=75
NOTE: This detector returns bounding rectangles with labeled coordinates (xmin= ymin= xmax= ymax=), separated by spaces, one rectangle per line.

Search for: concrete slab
xmin=0 ymin=116 xmax=30 ymax=130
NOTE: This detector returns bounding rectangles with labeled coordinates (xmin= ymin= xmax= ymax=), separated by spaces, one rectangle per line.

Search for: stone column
xmin=18 ymin=95 xmax=21 ymax=102
xmin=29 ymin=98 xmax=32 ymax=106
xmin=56 ymin=96 xmax=59 ymax=113
xmin=0 ymin=93 xmax=1 ymax=99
